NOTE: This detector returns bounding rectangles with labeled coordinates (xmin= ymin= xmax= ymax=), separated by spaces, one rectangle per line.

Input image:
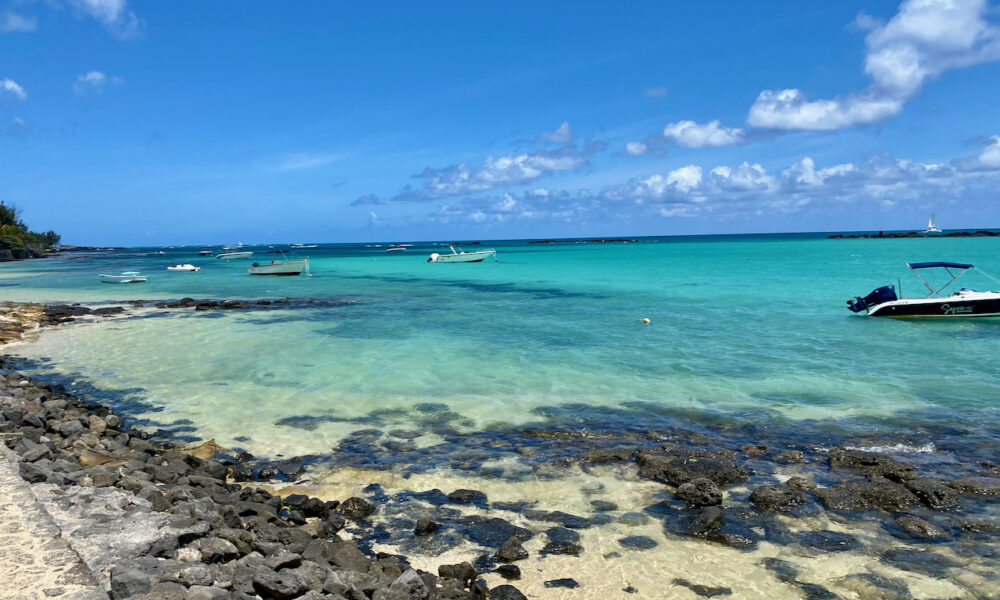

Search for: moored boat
xmin=427 ymin=246 xmax=497 ymax=263
xmin=99 ymin=271 xmax=147 ymax=284
xmin=847 ymin=262 xmax=1000 ymax=317
xmin=216 ymin=251 xmax=253 ymax=260
xmin=167 ymin=264 xmax=200 ymax=272
xmin=247 ymin=255 xmax=309 ymax=276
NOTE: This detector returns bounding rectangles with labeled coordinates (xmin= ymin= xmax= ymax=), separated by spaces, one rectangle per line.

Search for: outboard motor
xmin=427 ymin=253 xmax=439 ymax=263
xmin=847 ymin=284 xmax=896 ymax=313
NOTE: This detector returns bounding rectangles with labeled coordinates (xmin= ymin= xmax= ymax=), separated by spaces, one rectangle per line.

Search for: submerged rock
xmin=677 ymin=478 xmax=722 ymax=507
xmin=618 ymin=535 xmax=658 ymax=550
xmin=903 ymin=477 xmax=958 ymax=509
xmin=543 ymin=578 xmax=579 ymax=589
xmin=672 ymin=578 xmax=732 ymax=597
xmin=749 ymin=484 xmax=805 ymax=512
xmin=495 ymin=538 xmax=529 ymax=562
xmin=636 ymin=445 xmax=748 ymax=487
xmin=489 ymin=584 xmax=527 ymax=600
xmin=949 ymin=476 xmax=1000 ymax=496
xmin=893 ymin=516 xmax=947 ymax=540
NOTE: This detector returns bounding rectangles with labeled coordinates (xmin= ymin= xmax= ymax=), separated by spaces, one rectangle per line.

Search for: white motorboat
xmin=217 ymin=251 xmax=253 ymax=260
xmin=99 ymin=271 xmax=147 ymax=284
xmin=847 ymin=261 xmax=1000 ymax=317
xmin=167 ymin=264 xmax=200 ymax=272
xmin=427 ymin=246 xmax=497 ymax=263
xmin=247 ymin=256 xmax=310 ymax=276
xmin=923 ymin=213 xmax=942 ymax=234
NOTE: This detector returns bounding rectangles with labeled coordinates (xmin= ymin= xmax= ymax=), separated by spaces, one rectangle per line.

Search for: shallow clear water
xmin=3 ymin=235 xmax=1000 ymax=598
xmin=5 ymin=235 xmax=1000 ymax=449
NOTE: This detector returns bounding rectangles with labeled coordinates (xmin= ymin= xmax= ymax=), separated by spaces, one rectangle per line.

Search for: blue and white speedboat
xmin=847 ymin=262 xmax=1000 ymax=317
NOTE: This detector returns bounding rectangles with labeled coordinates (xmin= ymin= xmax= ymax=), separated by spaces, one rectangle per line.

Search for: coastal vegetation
xmin=0 ymin=201 xmax=60 ymax=261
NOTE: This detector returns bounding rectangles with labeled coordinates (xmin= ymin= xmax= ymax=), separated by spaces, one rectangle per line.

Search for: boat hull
xmin=429 ymin=250 xmax=496 ymax=263
xmin=99 ymin=275 xmax=147 ymax=283
xmin=217 ymin=251 xmax=253 ymax=260
xmin=247 ymin=258 xmax=308 ymax=276
xmin=868 ymin=294 xmax=1000 ymax=317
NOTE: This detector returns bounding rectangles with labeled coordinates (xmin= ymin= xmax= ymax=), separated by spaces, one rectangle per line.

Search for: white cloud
xmin=73 ymin=71 xmax=123 ymax=95
xmin=980 ymin=135 xmax=1000 ymax=168
xmin=666 ymin=165 xmax=703 ymax=192
xmin=748 ymin=0 xmax=1000 ymax=130
xmin=391 ymin=123 xmax=603 ymax=201
xmin=748 ymin=89 xmax=902 ymax=131
xmin=540 ymin=121 xmax=573 ymax=143
xmin=67 ymin=0 xmax=143 ymax=39
xmin=709 ymin=162 xmax=776 ymax=191
xmin=662 ymin=120 xmax=745 ymax=147
xmin=625 ymin=141 xmax=648 ymax=155
xmin=0 ymin=78 xmax=26 ymax=103
xmin=645 ymin=86 xmax=668 ymax=98
xmin=0 ymin=12 xmax=37 ymax=32
xmin=420 ymin=147 xmax=1000 ymax=227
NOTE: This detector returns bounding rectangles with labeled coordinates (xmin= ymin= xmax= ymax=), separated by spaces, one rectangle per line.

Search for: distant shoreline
xmin=829 ymin=230 xmax=1000 ymax=239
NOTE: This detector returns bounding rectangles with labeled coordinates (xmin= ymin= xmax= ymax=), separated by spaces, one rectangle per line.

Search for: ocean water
xmin=3 ymin=234 xmax=1000 ymax=598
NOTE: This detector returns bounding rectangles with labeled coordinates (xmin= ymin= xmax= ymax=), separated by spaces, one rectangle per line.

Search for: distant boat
xmin=247 ymin=252 xmax=310 ymax=276
xmin=198 ymin=250 xmax=212 ymax=256
xmin=167 ymin=264 xmax=200 ymax=272
xmin=99 ymin=271 xmax=147 ymax=284
xmin=923 ymin=213 xmax=942 ymax=234
xmin=427 ymin=246 xmax=497 ymax=263
xmin=291 ymin=244 xmax=317 ymax=249
xmin=386 ymin=246 xmax=406 ymax=252
xmin=217 ymin=251 xmax=253 ymax=260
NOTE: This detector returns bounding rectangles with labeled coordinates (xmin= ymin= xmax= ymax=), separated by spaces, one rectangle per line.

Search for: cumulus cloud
xmin=389 ymin=123 xmax=604 ymax=201
xmin=662 ymin=120 xmax=746 ymax=147
xmin=748 ymin=0 xmax=1000 ymax=130
xmin=625 ymin=141 xmax=648 ymax=156
xmin=0 ymin=78 xmax=26 ymax=103
xmin=73 ymin=71 xmax=123 ymax=95
xmin=0 ymin=12 xmax=36 ymax=32
xmin=979 ymin=135 xmax=1000 ymax=168
xmin=427 ymin=149 xmax=995 ymax=226
xmin=68 ymin=0 xmax=143 ymax=38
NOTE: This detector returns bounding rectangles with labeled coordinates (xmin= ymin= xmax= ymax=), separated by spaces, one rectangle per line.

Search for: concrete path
xmin=0 ymin=439 xmax=107 ymax=600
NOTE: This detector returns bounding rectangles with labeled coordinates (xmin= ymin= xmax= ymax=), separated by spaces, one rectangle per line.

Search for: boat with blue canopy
xmin=847 ymin=261 xmax=1000 ymax=317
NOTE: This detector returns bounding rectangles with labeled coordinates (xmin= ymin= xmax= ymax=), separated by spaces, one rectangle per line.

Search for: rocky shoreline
xmin=2 ymin=300 xmax=1000 ymax=599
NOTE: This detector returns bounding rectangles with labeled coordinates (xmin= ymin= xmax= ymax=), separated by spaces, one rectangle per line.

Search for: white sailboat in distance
xmin=923 ymin=213 xmax=942 ymax=234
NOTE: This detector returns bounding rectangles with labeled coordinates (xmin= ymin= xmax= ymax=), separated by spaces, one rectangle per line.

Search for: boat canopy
xmin=907 ymin=261 xmax=972 ymax=270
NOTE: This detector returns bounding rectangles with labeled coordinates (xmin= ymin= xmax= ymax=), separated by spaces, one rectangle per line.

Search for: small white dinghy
xmin=427 ymin=246 xmax=497 ymax=263
xmin=99 ymin=271 xmax=147 ymax=284
xmin=167 ymin=264 xmax=200 ymax=272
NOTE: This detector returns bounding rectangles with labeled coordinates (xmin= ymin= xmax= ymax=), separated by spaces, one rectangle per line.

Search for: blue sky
xmin=2 ymin=0 xmax=1000 ymax=245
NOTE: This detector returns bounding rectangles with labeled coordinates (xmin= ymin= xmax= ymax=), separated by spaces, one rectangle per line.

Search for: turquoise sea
xmin=3 ymin=233 xmax=1000 ymax=598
